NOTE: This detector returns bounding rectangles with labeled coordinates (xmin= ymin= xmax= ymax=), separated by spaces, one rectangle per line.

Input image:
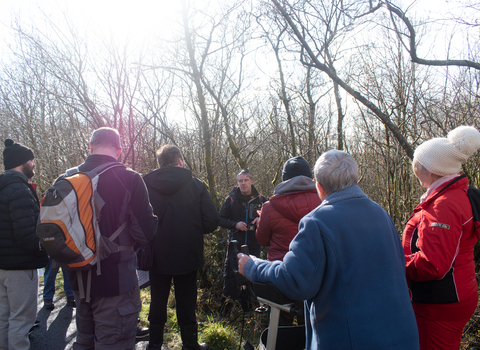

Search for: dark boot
xmin=180 ymin=324 xmax=210 ymax=350
xmin=146 ymin=345 xmax=163 ymax=350
xmin=148 ymin=324 xmax=164 ymax=350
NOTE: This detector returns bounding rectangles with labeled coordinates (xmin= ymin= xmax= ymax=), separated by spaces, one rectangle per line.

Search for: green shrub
xmin=201 ymin=319 xmax=238 ymax=350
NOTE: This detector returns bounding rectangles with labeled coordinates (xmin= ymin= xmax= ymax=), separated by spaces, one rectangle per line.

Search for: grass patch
xmin=137 ymin=283 xmax=268 ymax=349
xmin=201 ymin=318 xmax=238 ymax=350
xmin=139 ymin=287 xmax=151 ymax=328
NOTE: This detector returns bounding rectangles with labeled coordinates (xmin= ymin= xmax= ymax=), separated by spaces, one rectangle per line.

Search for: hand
xmin=235 ymin=221 xmax=248 ymax=231
xmin=237 ymin=253 xmax=252 ymax=276
xmin=252 ymin=217 xmax=259 ymax=225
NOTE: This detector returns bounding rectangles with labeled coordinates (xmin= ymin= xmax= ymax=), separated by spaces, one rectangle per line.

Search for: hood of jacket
xmin=273 ymin=175 xmax=316 ymax=195
xmin=143 ymin=166 xmax=193 ymax=195
xmin=269 ymin=176 xmax=319 ymax=223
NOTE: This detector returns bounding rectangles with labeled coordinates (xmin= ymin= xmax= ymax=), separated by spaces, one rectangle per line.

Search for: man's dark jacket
xmin=218 ymin=186 xmax=266 ymax=248
xmin=0 ymin=170 xmax=48 ymax=269
xmin=143 ymin=166 xmax=219 ymax=275
xmin=66 ymin=154 xmax=158 ymax=297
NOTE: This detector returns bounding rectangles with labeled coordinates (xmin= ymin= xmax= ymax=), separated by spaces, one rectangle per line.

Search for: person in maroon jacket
xmin=403 ymin=126 xmax=480 ymax=350
xmin=256 ymin=156 xmax=321 ymax=325
xmin=256 ymin=156 xmax=321 ymax=261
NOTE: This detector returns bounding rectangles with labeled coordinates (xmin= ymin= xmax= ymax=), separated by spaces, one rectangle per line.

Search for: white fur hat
xmin=414 ymin=126 xmax=480 ymax=176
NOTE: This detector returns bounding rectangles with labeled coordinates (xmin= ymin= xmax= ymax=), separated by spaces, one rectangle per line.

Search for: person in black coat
xmin=0 ymin=139 xmax=48 ymax=350
xmin=144 ymin=145 xmax=219 ymax=350
xmin=218 ymin=169 xmax=266 ymax=317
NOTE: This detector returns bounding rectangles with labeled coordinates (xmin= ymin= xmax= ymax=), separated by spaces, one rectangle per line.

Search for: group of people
xmin=238 ymin=125 xmax=480 ymax=350
xmin=0 ymin=124 xmax=479 ymax=350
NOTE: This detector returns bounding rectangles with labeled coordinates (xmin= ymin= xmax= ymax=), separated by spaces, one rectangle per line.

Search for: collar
xmin=319 ymin=185 xmax=366 ymax=207
xmin=420 ymin=174 xmax=459 ymax=202
xmin=5 ymin=169 xmax=29 ymax=182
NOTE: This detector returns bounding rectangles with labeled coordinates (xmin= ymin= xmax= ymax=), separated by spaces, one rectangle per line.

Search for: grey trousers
xmin=0 ymin=269 xmax=38 ymax=350
xmin=73 ymin=284 xmax=141 ymax=350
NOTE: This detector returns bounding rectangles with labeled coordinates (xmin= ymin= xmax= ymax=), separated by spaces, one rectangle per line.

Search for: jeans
xmin=43 ymin=258 xmax=74 ymax=299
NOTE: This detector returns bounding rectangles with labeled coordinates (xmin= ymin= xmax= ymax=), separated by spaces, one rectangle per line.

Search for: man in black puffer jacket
xmin=144 ymin=145 xmax=219 ymax=350
xmin=0 ymin=139 xmax=48 ymax=350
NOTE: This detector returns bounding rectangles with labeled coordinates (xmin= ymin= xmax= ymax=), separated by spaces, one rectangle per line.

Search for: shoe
xmin=146 ymin=345 xmax=163 ymax=350
xmin=44 ymin=299 xmax=55 ymax=310
xmin=180 ymin=324 xmax=211 ymax=350
xmin=66 ymin=296 xmax=76 ymax=307
xmin=29 ymin=320 xmax=40 ymax=335
xmin=136 ymin=325 xmax=150 ymax=339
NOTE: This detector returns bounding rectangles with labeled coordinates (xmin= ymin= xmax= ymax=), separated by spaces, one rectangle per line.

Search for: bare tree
xmin=379 ymin=1 xmax=480 ymax=70
xmin=269 ymin=0 xmax=416 ymax=158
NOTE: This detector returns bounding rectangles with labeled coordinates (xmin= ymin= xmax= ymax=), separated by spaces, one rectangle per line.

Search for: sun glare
xmin=68 ymin=0 xmax=183 ymax=48
xmin=0 ymin=0 xmax=184 ymax=57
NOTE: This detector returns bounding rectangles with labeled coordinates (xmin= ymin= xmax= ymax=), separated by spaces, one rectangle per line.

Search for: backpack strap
xmin=109 ymin=222 xmax=128 ymax=243
xmin=65 ymin=166 xmax=80 ymax=177
xmin=91 ymin=162 xmax=125 ymax=177
xmin=65 ymin=162 xmax=125 ymax=179
xmin=468 ymin=186 xmax=480 ymax=233
xmin=436 ymin=174 xmax=467 ymax=195
xmin=105 ymin=222 xmax=134 ymax=253
xmin=77 ymin=269 xmax=93 ymax=303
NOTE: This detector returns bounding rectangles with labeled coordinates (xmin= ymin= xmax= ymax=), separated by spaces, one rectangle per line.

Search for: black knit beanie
xmin=282 ymin=156 xmax=312 ymax=181
xmin=3 ymin=139 xmax=35 ymax=170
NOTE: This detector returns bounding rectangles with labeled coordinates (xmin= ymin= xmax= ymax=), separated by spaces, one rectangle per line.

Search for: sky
xmin=0 ymin=0 xmax=469 ymax=62
xmin=0 ymin=0 xmax=183 ymax=61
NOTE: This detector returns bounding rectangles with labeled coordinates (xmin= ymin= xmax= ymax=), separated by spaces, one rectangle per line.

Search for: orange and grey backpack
xmin=37 ymin=162 xmax=132 ymax=302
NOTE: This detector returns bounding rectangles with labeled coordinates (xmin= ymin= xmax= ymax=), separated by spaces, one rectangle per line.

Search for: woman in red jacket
xmin=256 ymin=156 xmax=321 ymax=326
xmin=256 ymin=156 xmax=321 ymax=261
xmin=403 ymin=125 xmax=480 ymax=350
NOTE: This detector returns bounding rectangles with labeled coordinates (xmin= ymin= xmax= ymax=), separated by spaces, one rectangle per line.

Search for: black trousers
xmin=149 ymin=270 xmax=197 ymax=327
xmin=222 ymin=240 xmax=260 ymax=299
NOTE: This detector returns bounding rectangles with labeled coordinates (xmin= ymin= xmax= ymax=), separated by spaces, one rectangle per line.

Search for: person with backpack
xmin=60 ymin=127 xmax=157 ymax=349
xmin=218 ymin=169 xmax=267 ymax=318
xmin=402 ymin=125 xmax=480 ymax=350
xmin=0 ymin=139 xmax=48 ymax=350
xmin=143 ymin=145 xmax=219 ymax=350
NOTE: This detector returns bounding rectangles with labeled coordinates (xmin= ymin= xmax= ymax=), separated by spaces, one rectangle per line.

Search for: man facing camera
xmin=218 ymin=169 xmax=266 ymax=317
